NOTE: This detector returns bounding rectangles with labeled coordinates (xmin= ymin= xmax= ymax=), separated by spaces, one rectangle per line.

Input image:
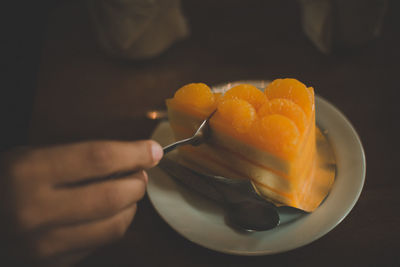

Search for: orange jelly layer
xmin=166 ymin=79 xmax=328 ymax=212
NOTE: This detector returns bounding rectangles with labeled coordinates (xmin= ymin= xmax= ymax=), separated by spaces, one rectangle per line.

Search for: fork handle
xmin=163 ymin=137 xmax=194 ymax=154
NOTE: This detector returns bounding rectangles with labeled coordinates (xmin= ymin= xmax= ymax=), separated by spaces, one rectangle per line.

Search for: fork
xmin=162 ymin=109 xmax=217 ymax=154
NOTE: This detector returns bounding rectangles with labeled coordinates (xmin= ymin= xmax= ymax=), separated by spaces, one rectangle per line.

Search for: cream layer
xmin=167 ymin=102 xmax=319 ymax=210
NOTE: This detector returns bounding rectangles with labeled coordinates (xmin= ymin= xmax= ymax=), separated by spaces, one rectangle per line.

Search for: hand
xmin=0 ymin=140 xmax=163 ymax=266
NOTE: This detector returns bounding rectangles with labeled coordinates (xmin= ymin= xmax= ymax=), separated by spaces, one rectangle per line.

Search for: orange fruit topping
xmin=174 ymin=83 xmax=215 ymax=111
xmin=216 ymin=99 xmax=256 ymax=133
xmin=252 ymin=114 xmax=300 ymax=159
xmin=214 ymin=92 xmax=223 ymax=105
xmin=258 ymin=98 xmax=308 ymax=133
xmin=223 ymin=84 xmax=268 ymax=110
xmin=265 ymin=78 xmax=313 ymax=117
xmin=171 ymin=79 xmax=314 ymax=159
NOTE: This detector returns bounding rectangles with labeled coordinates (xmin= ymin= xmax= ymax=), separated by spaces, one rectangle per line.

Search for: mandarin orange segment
xmin=174 ymin=83 xmax=215 ymax=110
xmin=216 ymin=98 xmax=256 ymax=133
xmin=214 ymin=92 xmax=223 ymax=105
xmin=265 ymin=78 xmax=313 ymax=117
xmin=252 ymin=114 xmax=300 ymax=159
xmin=223 ymin=84 xmax=268 ymax=110
xmin=258 ymin=98 xmax=308 ymax=133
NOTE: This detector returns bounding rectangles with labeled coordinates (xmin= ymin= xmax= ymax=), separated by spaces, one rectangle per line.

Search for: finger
xmin=16 ymin=140 xmax=162 ymax=185
xmin=31 ymin=204 xmax=136 ymax=261
xmin=44 ymin=170 xmax=147 ymax=226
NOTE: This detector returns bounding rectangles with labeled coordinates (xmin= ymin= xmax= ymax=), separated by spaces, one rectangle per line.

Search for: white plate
xmin=147 ymin=93 xmax=365 ymax=255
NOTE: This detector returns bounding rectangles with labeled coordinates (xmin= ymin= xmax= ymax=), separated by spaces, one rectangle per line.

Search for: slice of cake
xmin=166 ymin=79 xmax=333 ymax=212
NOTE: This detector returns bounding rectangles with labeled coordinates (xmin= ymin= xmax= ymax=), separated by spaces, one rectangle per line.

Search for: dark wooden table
xmin=30 ymin=1 xmax=400 ymax=266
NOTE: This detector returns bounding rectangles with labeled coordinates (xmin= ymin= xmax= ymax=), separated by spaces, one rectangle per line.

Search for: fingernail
xmin=151 ymin=142 xmax=163 ymax=162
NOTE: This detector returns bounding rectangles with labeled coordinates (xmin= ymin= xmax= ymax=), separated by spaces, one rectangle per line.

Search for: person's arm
xmin=0 ymin=140 xmax=163 ymax=265
xmin=0 ymin=2 xmax=164 ymax=266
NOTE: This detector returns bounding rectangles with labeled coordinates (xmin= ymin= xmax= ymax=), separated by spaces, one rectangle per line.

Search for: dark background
xmin=4 ymin=0 xmax=400 ymax=266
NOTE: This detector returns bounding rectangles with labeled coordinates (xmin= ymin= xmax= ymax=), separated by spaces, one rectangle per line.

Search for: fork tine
xmin=163 ymin=109 xmax=217 ymax=153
